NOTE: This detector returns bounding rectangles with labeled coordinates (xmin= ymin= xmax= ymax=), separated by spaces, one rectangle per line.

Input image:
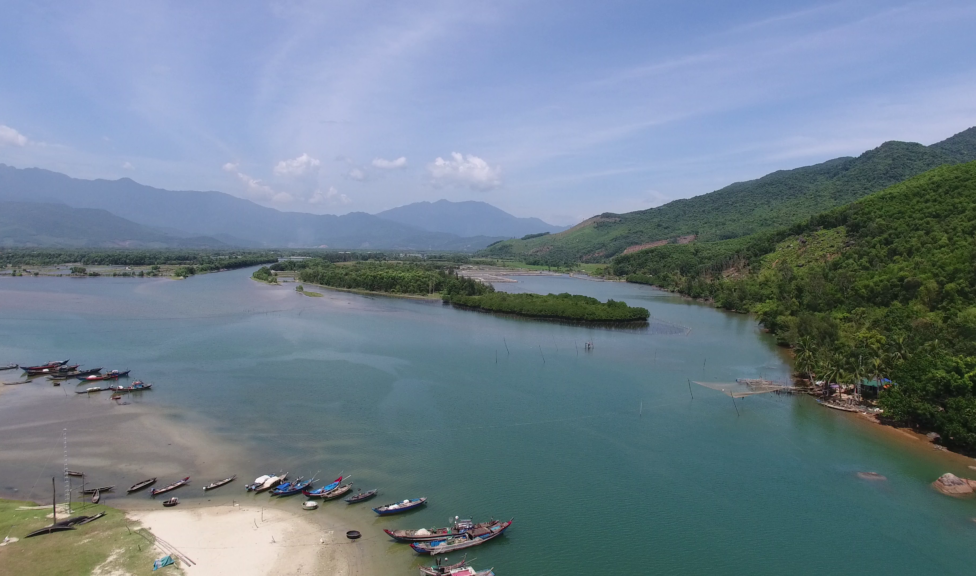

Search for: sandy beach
xmin=129 ymin=504 xmax=370 ymax=576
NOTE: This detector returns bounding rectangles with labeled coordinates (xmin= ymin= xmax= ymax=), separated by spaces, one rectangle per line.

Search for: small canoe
xmin=76 ymin=387 xmax=109 ymax=394
xmin=127 ymin=478 xmax=157 ymax=493
xmin=24 ymin=525 xmax=75 ymax=538
xmin=66 ymin=470 xmax=84 ymax=477
xmin=373 ymin=497 xmax=427 ymax=516
xmin=321 ymin=482 xmax=353 ymax=500
xmin=79 ymin=370 xmax=130 ymax=382
xmin=271 ymin=477 xmax=312 ymax=497
xmin=203 ymin=475 xmax=236 ymax=491
xmin=302 ymin=500 xmax=319 ymax=510
xmin=151 ymin=477 xmax=190 ymax=497
xmin=0 ymin=363 xmax=19 ymax=371
xmin=163 ymin=497 xmax=179 ymax=507
xmin=111 ymin=382 xmax=153 ymax=393
xmin=80 ymin=486 xmax=114 ymax=495
xmin=23 ymin=360 xmax=68 ymax=371
xmin=76 ymin=512 xmax=106 ymax=525
xmin=91 ymin=489 xmax=100 ymax=504
xmin=345 ymin=488 xmax=378 ymax=504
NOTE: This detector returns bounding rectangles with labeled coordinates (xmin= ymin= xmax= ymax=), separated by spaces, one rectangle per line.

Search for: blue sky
xmin=1 ymin=0 xmax=974 ymax=225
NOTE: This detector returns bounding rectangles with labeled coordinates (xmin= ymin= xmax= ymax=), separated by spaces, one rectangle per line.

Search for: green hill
xmin=613 ymin=161 xmax=976 ymax=451
xmin=483 ymin=127 xmax=976 ymax=264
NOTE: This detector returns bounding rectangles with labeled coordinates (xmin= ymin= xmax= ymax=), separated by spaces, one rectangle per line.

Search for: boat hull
xmin=373 ymin=497 xmax=427 ymax=516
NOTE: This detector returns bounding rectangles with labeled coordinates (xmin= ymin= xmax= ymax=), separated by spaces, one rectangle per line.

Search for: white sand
xmin=129 ymin=504 xmax=367 ymax=576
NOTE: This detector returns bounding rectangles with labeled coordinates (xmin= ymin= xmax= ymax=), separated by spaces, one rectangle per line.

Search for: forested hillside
xmin=483 ymin=127 xmax=976 ymax=264
xmin=613 ymin=161 xmax=976 ymax=451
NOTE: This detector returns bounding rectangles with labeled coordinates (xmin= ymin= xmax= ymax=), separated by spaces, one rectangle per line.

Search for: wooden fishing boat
xmin=79 ymin=370 xmax=130 ymax=382
xmin=203 ymin=475 xmax=236 ymax=491
xmin=52 ymin=367 xmax=102 ymax=380
xmin=0 ymin=363 xmax=18 ymax=371
xmin=410 ymin=519 xmax=513 ymax=555
xmin=373 ymin=497 xmax=427 ymax=516
xmin=816 ymin=399 xmax=861 ymax=413
xmin=66 ymin=470 xmax=84 ymax=477
xmin=151 ymin=477 xmax=190 ymax=497
xmin=163 ymin=497 xmax=179 ymax=507
xmin=110 ymin=381 xmax=152 ymax=393
xmin=419 ymin=555 xmax=468 ymax=576
xmin=245 ymin=473 xmax=287 ymax=493
xmin=26 ymin=364 xmax=79 ymax=376
xmin=271 ymin=477 xmax=312 ymax=497
xmin=80 ymin=485 xmax=114 ymax=495
xmin=345 ymin=488 xmax=378 ymax=504
xmin=302 ymin=476 xmax=342 ymax=498
xmin=76 ymin=512 xmax=106 ymax=525
xmin=127 ymin=478 xmax=157 ymax=493
xmin=320 ymin=482 xmax=353 ymax=500
xmin=110 ymin=394 xmax=123 ymax=401
xmin=420 ymin=556 xmax=495 ymax=576
xmin=91 ymin=489 xmax=100 ymax=504
xmin=386 ymin=517 xmax=503 ymax=543
xmin=25 ymin=525 xmax=75 ymax=538
xmin=23 ymin=360 xmax=68 ymax=372
xmin=76 ymin=386 xmax=110 ymax=394
xmin=267 ymin=476 xmax=303 ymax=496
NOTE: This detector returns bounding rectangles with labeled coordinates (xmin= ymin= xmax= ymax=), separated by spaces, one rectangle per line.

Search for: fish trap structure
xmin=692 ymin=379 xmax=795 ymax=398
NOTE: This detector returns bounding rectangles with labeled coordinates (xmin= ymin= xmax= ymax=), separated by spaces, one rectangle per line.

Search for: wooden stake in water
xmin=504 ymin=338 xmax=510 ymax=356
xmin=731 ymin=394 xmax=740 ymax=417
xmin=640 ymin=401 xmax=643 ymax=417
xmin=539 ymin=345 xmax=546 ymax=364
xmin=687 ymin=379 xmax=694 ymax=400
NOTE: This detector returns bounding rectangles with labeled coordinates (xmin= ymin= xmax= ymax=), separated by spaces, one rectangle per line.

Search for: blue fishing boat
xmin=373 ymin=497 xmax=427 ymax=516
xmin=302 ymin=476 xmax=342 ymax=498
xmin=271 ymin=477 xmax=313 ymax=497
xmin=410 ymin=518 xmax=513 ymax=555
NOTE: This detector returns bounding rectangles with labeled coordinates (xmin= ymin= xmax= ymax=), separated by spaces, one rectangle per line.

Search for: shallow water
xmin=1 ymin=270 xmax=975 ymax=575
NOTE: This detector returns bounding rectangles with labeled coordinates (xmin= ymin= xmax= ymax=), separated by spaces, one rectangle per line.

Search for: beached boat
xmin=66 ymin=470 xmax=84 ymax=477
xmin=0 ymin=363 xmax=18 ymax=371
xmin=76 ymin=512 xmax=106 ymax=525
xmin=78 ymin=369 xmax=130 ymax=382
xmin=163 ymin=497 xmax=179 ymax=507
xmin=271 ymin=477 xmax=312 ymax=497
xmin=420 ymin=557 xmax=495 ymax=576
xmin=410 ymin=519 xmax=513 ymax=555
xmin=80 ymin=485 xmax=114 ymax=495
xmin=24 ymin=525 xmax=76 ymax=538
xmin=151 ymin=477 xmax=190 ymax=497
xmin=386 ymin=517 xmax=503 ymax=543
xmin=302 ymin=476 xmax=342 ymax=498
xmin=320 ymin=482 xmax=353 ymax=500
xmin=373 ymin=497 xmax=427 ymax=516
xmin=419 ymin=555 xmax=469 ymax=576
xmin=52 ymin=367 xmax=102 ymax=380
xmin=203 ymin=475 xmax=236 ymax=491
xmin=26 ymin=364 xmax=79 ymax=376
xmin=76 ymin=386 xmax=110 ymax=394
xmin=346 ymin=488 xmax=378 ymax=504
xmin=110 ymin=381 xmax=152 ymax=393
xmin=246 ymin=473 xmax=287 ymax=493
xmin=816 ymin=399 xmax=861 ymax=413
xmin=110 ymin=394 xmax=123 ymax=401
xmin=91 ymin=489 xmax=100 ymax=504
xmin=127 ymin=478 xmax=157 ymax=493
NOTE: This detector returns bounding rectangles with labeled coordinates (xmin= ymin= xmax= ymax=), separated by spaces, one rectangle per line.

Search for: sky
xmin=1 ymin=0 xmax=974 ymax=226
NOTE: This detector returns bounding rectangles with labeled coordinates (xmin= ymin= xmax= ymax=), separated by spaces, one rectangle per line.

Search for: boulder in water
xmin=932 ymin=473 xmax=976 ymax=497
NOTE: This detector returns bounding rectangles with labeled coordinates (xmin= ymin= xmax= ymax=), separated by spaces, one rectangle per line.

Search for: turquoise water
xmin=1 ymin=270 xmax=975 ymax=574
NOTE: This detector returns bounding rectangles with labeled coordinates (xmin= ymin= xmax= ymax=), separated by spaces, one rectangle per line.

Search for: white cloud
xmin=273 ymin=152 xmax=321 ymax=177
xmin=0 ymin=125 xmax=28 ymax=147
xmin=310 ymin=185 xmax=351 ymax=205
xmin=372 ymin=156 xmax=407 ymax=169
xmin=428 ymin=152 xmax=501 ymax=190
xmin=222 ymin=162 xmax=292 ymax=203
xmin=122 ymin=161 xmax=135 ymax=170
xmin=348 ymin=167 xmax=365 ymax=181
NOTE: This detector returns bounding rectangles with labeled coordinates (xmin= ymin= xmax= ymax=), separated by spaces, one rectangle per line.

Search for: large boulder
xmin=932 ymin=473 xmax=976 ymax=497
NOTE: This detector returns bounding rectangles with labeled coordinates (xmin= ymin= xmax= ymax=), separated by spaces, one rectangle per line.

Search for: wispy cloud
xmin=223 ymin=162 xmax=292 ymax=203
xmin=0 ymin=125 xmax=29 ymax=147
xmin=372 ymin=156 xmax=407 ymax=169
xmin=273 ymin=153 xmax=321 ymax=177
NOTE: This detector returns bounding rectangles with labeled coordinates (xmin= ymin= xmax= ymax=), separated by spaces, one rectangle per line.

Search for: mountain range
xmin=483 ymin=126 xmax=976 ymax=263
xmin=0 ymin=165 xmax=561 ymax=250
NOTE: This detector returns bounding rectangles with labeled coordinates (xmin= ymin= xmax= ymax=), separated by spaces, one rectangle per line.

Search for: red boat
xmin=23 ymin=360 xmax=69 ymax=372
xmin=79 ymin=370 xmax=130 ymax=382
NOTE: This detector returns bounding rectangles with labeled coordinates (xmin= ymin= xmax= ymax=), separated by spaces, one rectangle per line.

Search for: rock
xmin=933 ymin=473 xmax=975 ymax=497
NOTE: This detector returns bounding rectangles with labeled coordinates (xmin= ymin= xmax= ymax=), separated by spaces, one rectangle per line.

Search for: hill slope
xmin=483 ymin=126 xmax=976 ymax=263
xmin=613 ymin=161 xmax=976 ymax=451
xmin=0 ymin=166 xmax=503 ymax=250
xmin=0 ymin=202 xmax=226 ymax=248
xmin=376 ymin=200 xmax=566 ymax=238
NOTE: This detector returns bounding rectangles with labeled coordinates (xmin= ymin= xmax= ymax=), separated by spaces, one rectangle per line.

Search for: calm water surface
xmin=1 ymin=270 xmax=974 ymax=575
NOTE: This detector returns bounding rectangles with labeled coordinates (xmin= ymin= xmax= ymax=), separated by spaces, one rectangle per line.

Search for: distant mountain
xmin=0 ymin=201 xmax=226 ymax=248
xmin=376 ymin=200 xmax=566 ymax=238
xmin=483 ymin=126 xmax=976 ymax=263
xmin=0 ymin=166 xmax=504 ymax=251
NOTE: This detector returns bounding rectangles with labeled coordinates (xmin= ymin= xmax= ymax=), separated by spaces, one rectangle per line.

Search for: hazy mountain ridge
xmin=482 ymin=126 xmax=976 ymax=263
xmin=0 ymin=201 xmax=227 ymax=248
xmin=376 ymin=199 xmax=566 ymax=238
xmin=0 ymin=166 xmax=507 ymax=250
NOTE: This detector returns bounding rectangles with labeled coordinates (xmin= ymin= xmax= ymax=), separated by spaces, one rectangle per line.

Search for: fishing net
xmin=692 ymin=379 xmax=792 ymax=398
